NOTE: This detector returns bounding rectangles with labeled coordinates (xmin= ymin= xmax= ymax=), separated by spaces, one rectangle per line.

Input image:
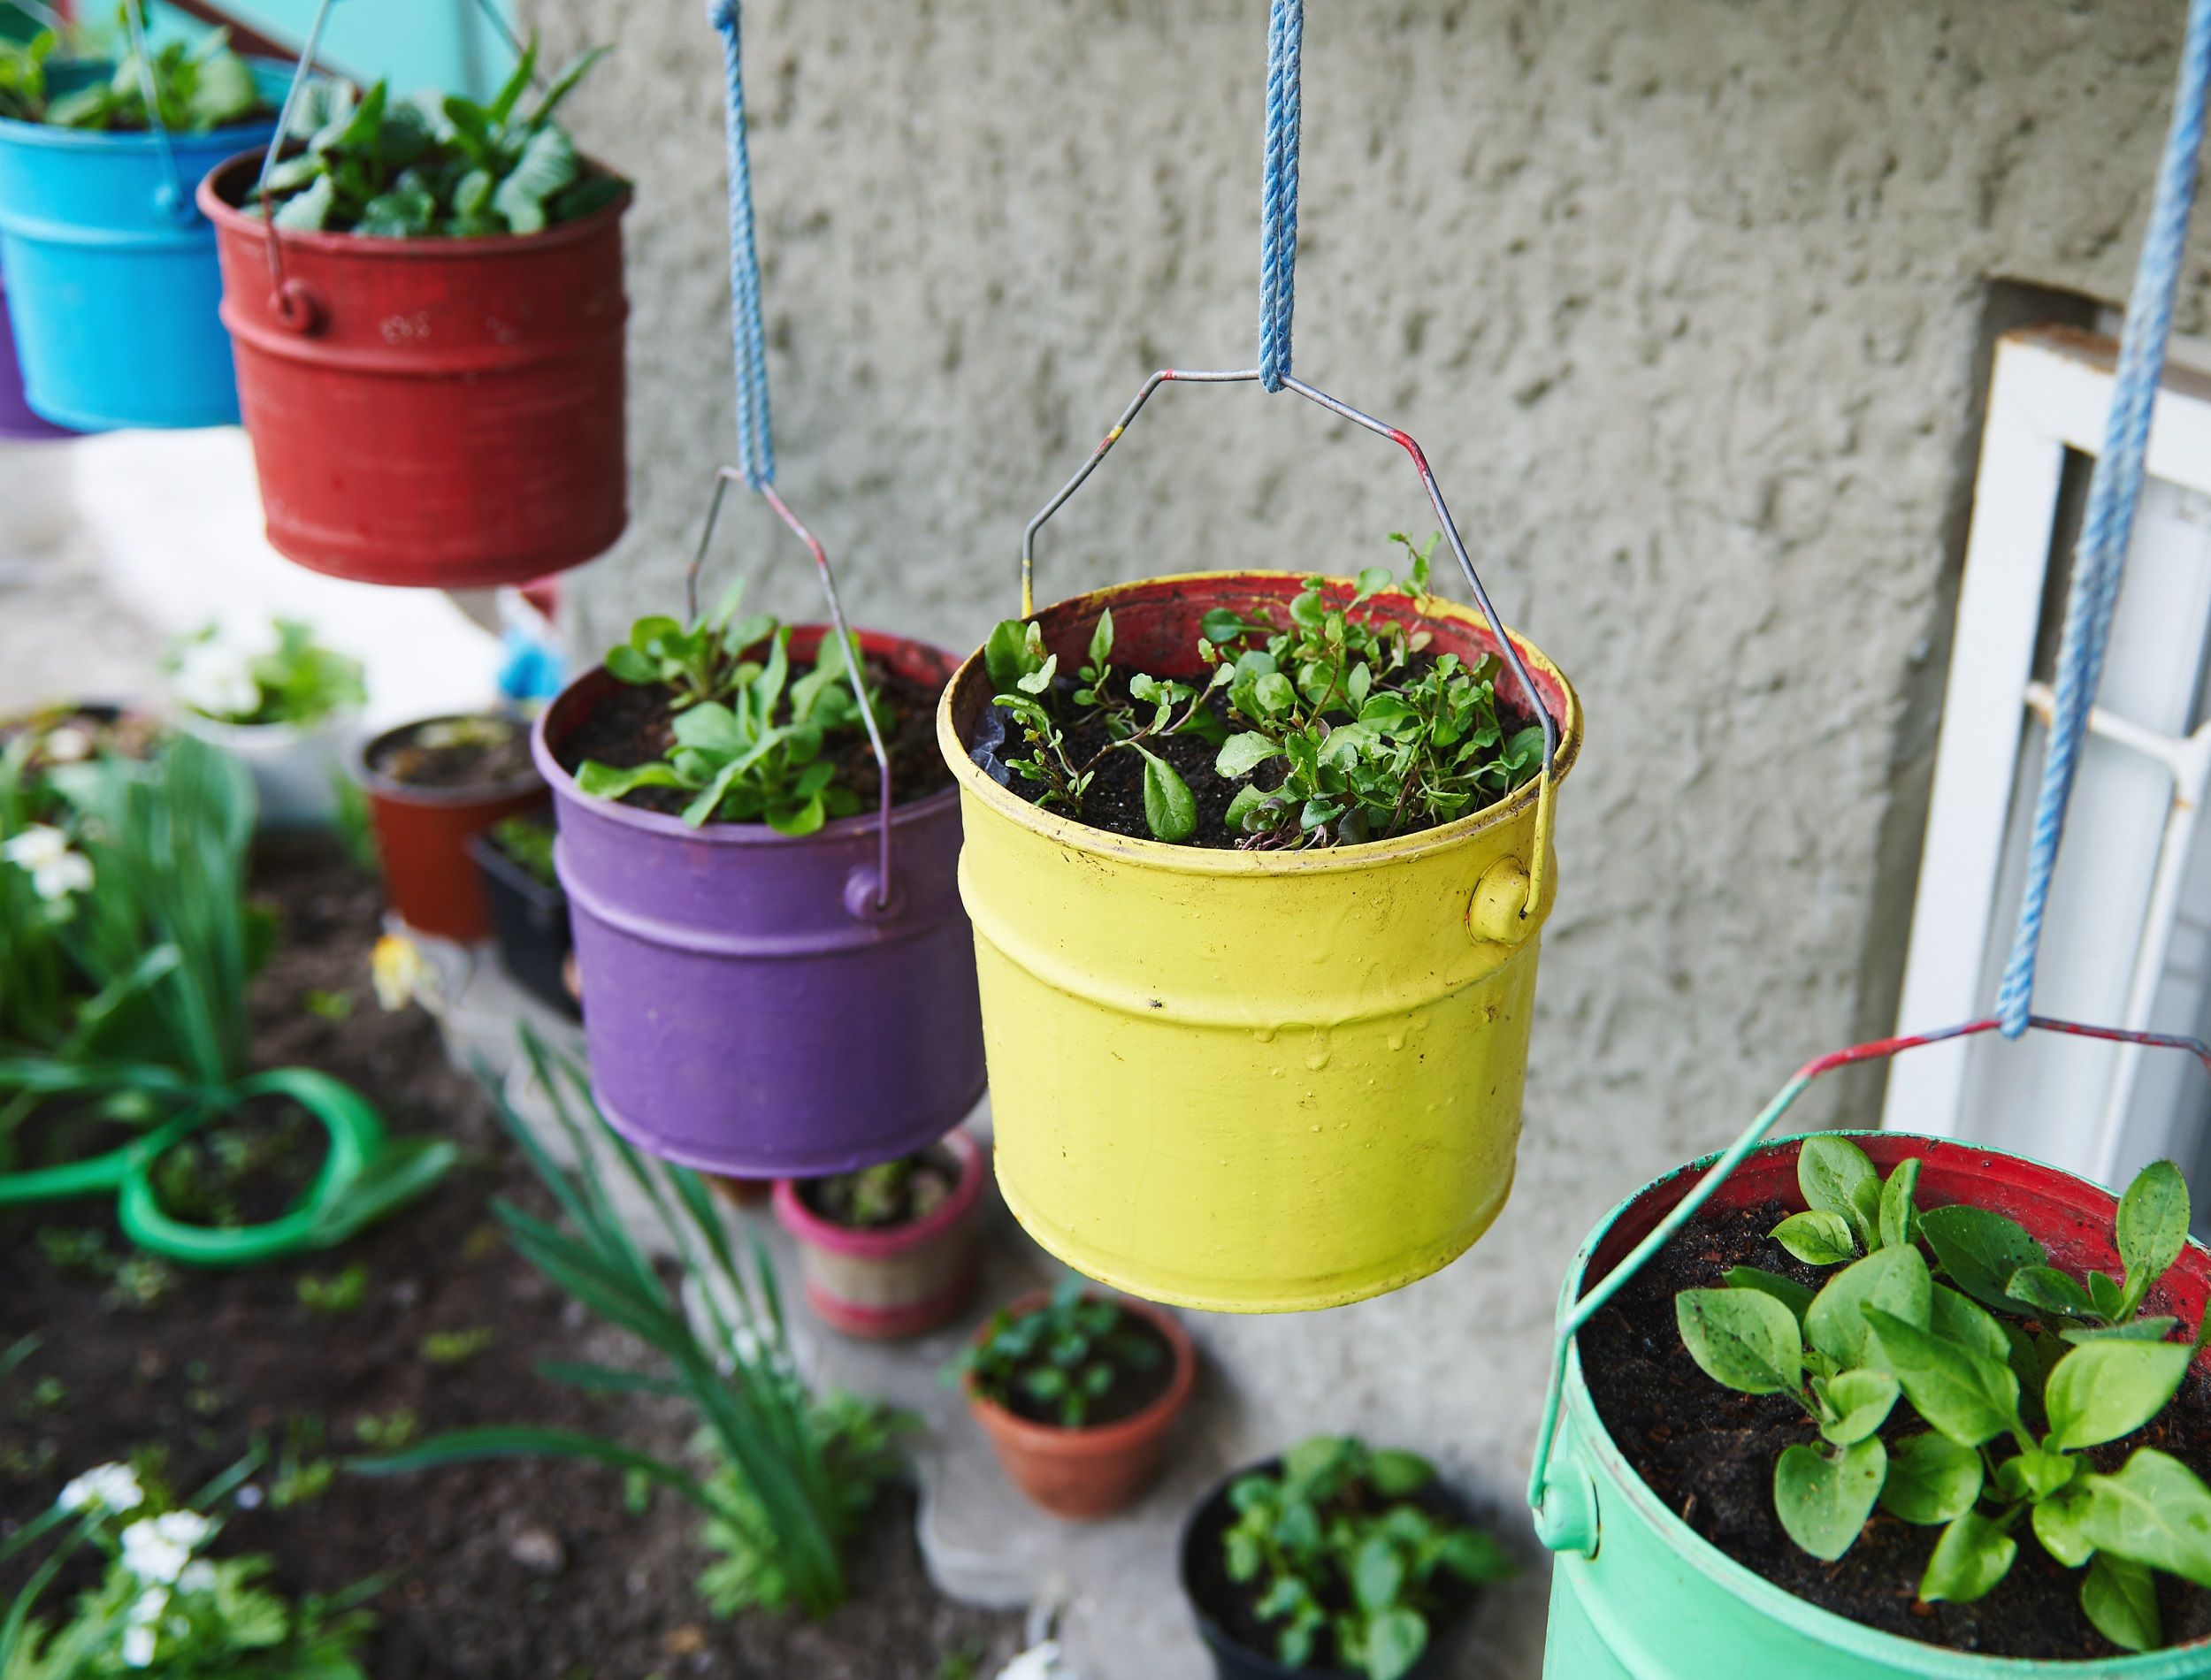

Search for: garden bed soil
xmin=798 ymin=1146 xmax=960 ymax=1231
xmin=556 ymin=665 xmax=951 ymax=821
xmin=1182 ymin=1471 xmax=1479 ymax=1674
xmin=368 ymin=714 xmax=535 ymax=789
xmin=990 ymin=1307 xmax=1177 ymax=1430
xmin=1579 ymin=1197 xmax=2211 ymax=1661
xmin=0 ymin=841 xmax=1023 ymax=1678
xmin=147 ymin=1092 xmax=333 ymax=1228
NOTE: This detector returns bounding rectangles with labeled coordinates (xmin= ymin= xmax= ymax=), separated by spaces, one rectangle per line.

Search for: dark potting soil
xmin=968 ymin=662 xmax=1537 ymax=850
xmin=1182 ymin=1473 xmax=1479 ymax=1675
xmin=995 ymin=1309 xmax=1178 ymax=1430
xmin=1579 ymin=1197 xmax=2211 ymax=1661
xmin=555 ymin=665 xmax=952 ymax=821
xmin=146 ymin=1093 xmax=332 ymax=1229
xmin=798 ymin=1145 xmax=960 ymax=1232
xmin=0 ymin=842 xmax=1024 ymax=1679
xmin=368 ymin=714 xmax=535 ymax=790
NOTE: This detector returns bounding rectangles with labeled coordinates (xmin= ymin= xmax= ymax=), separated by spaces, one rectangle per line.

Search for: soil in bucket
xmin=554 ymin=657 xmax=951 ymax=820
xmin=798 ymin=1144 xmax=962 ymax=1231
xmin=1580 ymin=1197 xmax=2211 ymax=1660
xmin=367 ymin=714 xmax=535 ymax=790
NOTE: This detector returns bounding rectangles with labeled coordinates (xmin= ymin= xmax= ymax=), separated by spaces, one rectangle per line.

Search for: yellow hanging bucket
xmin=939 ymin=569 xmax=1581 ymax=1312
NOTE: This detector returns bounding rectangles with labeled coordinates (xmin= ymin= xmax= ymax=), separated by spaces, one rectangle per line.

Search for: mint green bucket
xmin=1529 ymin=1018 xmax=2211 ymax=1678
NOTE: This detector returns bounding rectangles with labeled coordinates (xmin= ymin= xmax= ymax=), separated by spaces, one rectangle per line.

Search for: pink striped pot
xmin=773 ymin=1129 xmax=984 ymax=1340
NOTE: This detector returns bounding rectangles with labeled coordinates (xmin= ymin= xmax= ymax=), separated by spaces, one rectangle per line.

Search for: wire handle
xmin=119 ymin=0 xmax=191 ymax=220
xmin=684 ymin=470 xmax=896 ymax=913
xmin=1020 ymin=366 xmax=1560 ymax=914
xmin=1525 ymin=1013 xmax=2211 ymax=1539
xmin=248 ymin=0 xmax=340 ymax=332
xmin=1996 ymin=0 xmax=2211 ymax=1037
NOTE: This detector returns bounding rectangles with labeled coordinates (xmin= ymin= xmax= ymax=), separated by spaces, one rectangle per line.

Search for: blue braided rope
xmin=706 ymin=0 xmax=776 ymax=491
xmin=1995 ymin=0 xmax=2211 ymax=1038
xmin=1258 ymin=0 xmax=1303 ymax=393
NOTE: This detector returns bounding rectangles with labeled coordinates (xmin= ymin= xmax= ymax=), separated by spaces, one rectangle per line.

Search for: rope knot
xmin=704 ymin=0 xmax=738 ymax=34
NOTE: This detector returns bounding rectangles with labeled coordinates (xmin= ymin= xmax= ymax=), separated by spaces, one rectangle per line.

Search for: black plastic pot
xmin=1178 ymin=1458 xmax=1483 ymax=1680
xmin=466 ymin=828 xmax=576 ymax=1018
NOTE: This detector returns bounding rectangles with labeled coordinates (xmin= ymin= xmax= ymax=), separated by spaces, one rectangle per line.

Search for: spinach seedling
xmin=1220 ymin=1434 xmax=1511 ymax=1680
xmin=949 ymin=1276 xmax=1166 ymax=1429
xmin=1678 ymin=1149 xmax=2211 ymax=1653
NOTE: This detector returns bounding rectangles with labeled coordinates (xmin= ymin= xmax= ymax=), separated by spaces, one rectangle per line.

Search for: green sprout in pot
xmin=256 ymin=38 xmax=624 ymax=238
xmin=1217 ymin=1435 xmax=1513 ymax=1680
xmin=0 ymin=16 xmax=264 ymax=132
xmin=577 ymin=584 xmax=886 ymax=836
xmin=983 ymin=533 xmax=1545 ymax=848
xmin=806 ymin=1151 xmax=954 ymax=1230
xmin=487 ymin=813 xmax=559 ymax=891
xmin=951 ymin=1276 xmax=1167 ymax=1428
xmin=1677 ymin=1142 xmax=2211 ymax=1653
xmin=167 ymin=619 xmax=364 ymax=730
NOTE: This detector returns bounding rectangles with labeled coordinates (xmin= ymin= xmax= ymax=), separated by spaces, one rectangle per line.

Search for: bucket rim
xmin=197 ymin=149 xmax=631 ymax=257
xmin=0 ymin=57 xmax=287 ymax=152
xmin=1556 ymin=1128 xmax=2211 ymax=1676
xmin=356 ymin=712 xmax=547 ymax=807
xmin=935 ymin=569 xmax=1582 ymax=878
xmin=533 ymin=638 xmax=964 ymax=849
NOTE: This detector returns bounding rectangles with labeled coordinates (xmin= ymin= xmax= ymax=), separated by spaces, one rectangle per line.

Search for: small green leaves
xmin=2032 ymin=1481 xmax=2098 ymax=1567
xmin=2084 ymin=1553 xmax=2162 ymax=1653
xmin=1994 ymin=1448 xmax=2077 ymax=1503
xmin=1918 ymin=1203 xmax=2047 ymax=1312
xmin=2117 ymin=1160 xmax=2191 ymax=1318
xmin=2006 ymin=1265 xmax=2098 ymax=1321
xmin=1862 ymin=1307 xmax=2020 ymax=1447
xmin=1775 ymin=1437 xmax=1886 ymax=1561
xmin=1806 ymin=1245 xmax=1931 ymax=1370
xmin=1136 ymin=750 xmax=1197 ymax=843
xmin=2079 ymin=1449 xmax=2211 ymax=1588
xmin=1929 ymin=1284 xmax=2012 ymax=1365
xmin=1771 ymin=1210 xmax=1858 ymax=1267
xmin=1216 ymin=731 xmax=1282 ymax=781
xmin=1677 ymin=1288 xmax=1802 ymax=1396
xmin=1879 ymin=1157 xmax=1920 ymax=1250
xmin=2043 ymin=1340 xmax=2192 ymax=1451
xmin=1815 ymin=1369 xmax=1900 ymax=1446
xmin=1921 ymin=1509 xmax=2017 ymax=1603
xmin=985 ymin=619 xmax=1043 ymax=694
xmin=1722 ymin=1266 xmax=1816 ymax=1324
xmin=1364 ymin=1609 xmax=1427 ymax=1680
xmin=1798 ymin=1136 xmax=1882 ymax=1251
xmin=1880 ymin=1432 xmax=1983 ymax=1525
xmin=1366 ymin=1449 xmax=1434 ymax=1497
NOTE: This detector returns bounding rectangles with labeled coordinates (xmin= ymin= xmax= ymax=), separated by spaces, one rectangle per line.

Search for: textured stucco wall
xmin=520 ymin=0 xmax=2211 ymax=1669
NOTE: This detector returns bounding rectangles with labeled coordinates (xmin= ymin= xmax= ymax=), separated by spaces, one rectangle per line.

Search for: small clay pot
xmin=773 ymin=1129 xmax=984 ymax=1339
xmin=356 ymin=714 xmax=544 ymax=943
xmin=963 ymin=1289 xmax=1197 ymax=1519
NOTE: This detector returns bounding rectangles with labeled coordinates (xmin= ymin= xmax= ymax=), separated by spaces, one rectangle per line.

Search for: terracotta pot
xmin=964 ymin=1290 xmax=1197 ymax=1519
xmin=774 ymin=1129 xmax=984 ymax=1340
xmin=356 ymin=716 xmax=546 ymax=943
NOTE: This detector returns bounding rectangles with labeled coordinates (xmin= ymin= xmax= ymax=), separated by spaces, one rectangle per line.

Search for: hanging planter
xmin=772 ymin=1126 xmax=984 ymax=1340
xmin=466 ymin=813 xmax=575 ymax=1017
xmin=356 ymin=712 xmax=545 ymax=943
xmin=195 ymin=47 xmax=631 ymax=587
xmin=0 ymin=272 xmax=71 ymax=440
xmin=0 ymin=30 xmax=287 ymax=431
xmin=1529 ymin=1019 xmax=2211 ymax=1677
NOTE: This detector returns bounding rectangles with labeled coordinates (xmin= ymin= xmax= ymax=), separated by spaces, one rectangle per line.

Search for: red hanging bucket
xmin=197 ymin=152 xmax=631 ymax=589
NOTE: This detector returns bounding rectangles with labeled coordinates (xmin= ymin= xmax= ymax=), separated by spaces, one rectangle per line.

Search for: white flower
xmin=120 ymin=1624 xmax=156 ymax=1669
xmin=177 ymin=1561 xmax=216 ymax=1593
xmin=56 ymin=1462 xmax=143 ymax=1516
xmin=127 ymin=1587 xmax=168 ymax=1625
xmin=173 ymin=638 xmax=263 ymax=722
xmin=40 ymin=725 xmax=91 ymax=764
xmin=3 ymin=825 xmax=94 ymax=903
xmin=119 ymin=1510 xmax=212 ymax=1585
xmin=996 ymin=1644 xmax=1075 ymax=1680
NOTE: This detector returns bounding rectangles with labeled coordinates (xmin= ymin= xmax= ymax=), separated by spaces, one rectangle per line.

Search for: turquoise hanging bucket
xmin=1529 ymin=1018 xmax=2211 ymax=1678
xmin=0 ymin=60 xmax=285 ymax=431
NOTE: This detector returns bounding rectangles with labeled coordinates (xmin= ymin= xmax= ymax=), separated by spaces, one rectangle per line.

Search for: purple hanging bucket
xmin=532 ymin=632 xmax=985 ymax=1178
xmin=0 ymin=272 xmax=71 ymax=441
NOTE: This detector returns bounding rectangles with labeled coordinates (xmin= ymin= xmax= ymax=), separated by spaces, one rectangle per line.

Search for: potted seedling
xmin=465 ymin=811 xmax=573 ymax=1016
xmin=198 ymin=41 xmax=631 ymax=585
xmin=773 ymin=1128 xmax=984 ymax=1340
xmin=952 ymin=1276 xmax=1197 ymax=1519
xmin=0 ymin=17 xmax=282 ymax=429
xmin=1180 ymin=1435 xmax=1514 ymax=1680
xmin=1540 ymin=1113 xmax=2211 ymax=1674
xmin=941 ymin=540 xmax=1580 ymax=1312
xmin=167 ymin=616 xmax=364 ymax=829
xmin=532 ymin=579 xmax=984 ymax=1178
xmin=356 ymin=711 xmax=544 ymax=944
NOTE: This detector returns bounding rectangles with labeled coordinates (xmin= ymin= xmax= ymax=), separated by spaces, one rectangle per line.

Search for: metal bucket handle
xmin=684 ymin=466 xmax=899 ymax=917
xmin=249 ymin=0 xmax=341 ymax=332
xmin=1020 ymin=368 xmax=1561 ymax=920
xmin=119 ymin=0 xmax=193 ymax=222
xmin=1526 ymin=1012 xmax=2211 ymax=1556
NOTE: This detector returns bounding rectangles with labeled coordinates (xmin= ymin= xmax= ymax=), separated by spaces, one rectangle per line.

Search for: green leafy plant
xmin=168 ymin=619 xmax=364 ymax=729
xmin=257 ymin=40 xmax=622 ymax=238
xmin=295 ymin=1264 xmax=367 ymax=1317
xmin=353 ymin=1033 xmax=912 ymax=1619
xmin=417 ymin=1327 xmax=493 ymax=1367
xmin=578 ymin=595 xmax=881 ymax=836
xmin=0 ymin=18 xmax=263 ymax=133
xmin=0 ymin=1451 xmax=375 ymax=1677
xmin=1218 ymin=1435 xmax=1512 ymax=1680
xmin=985 ymin=535 xmax=1543 ymax=847
xmin=1677 ymin=1144 xmax=2211 ymax=1653
xmin=805 ymin=1152 xmax=953 ymax=1230
xmin=950 ymin=1277 xmax=1166 ymax=1429
xmin=488 ymin=815 xmax=558 ymax=890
